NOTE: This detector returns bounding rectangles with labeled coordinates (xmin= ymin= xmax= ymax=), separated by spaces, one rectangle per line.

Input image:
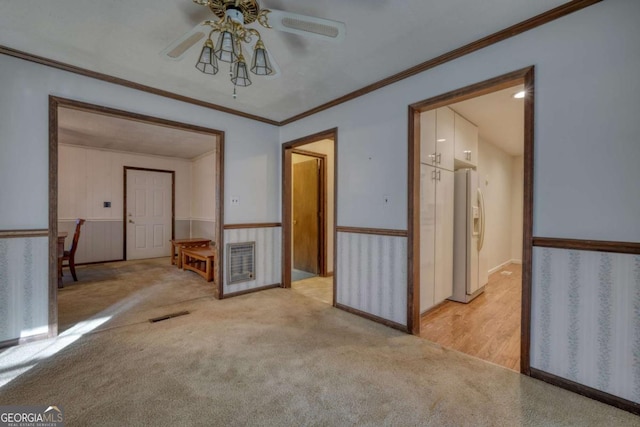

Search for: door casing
xmin=407 ymin=66 xmax=535 ymax=375
xmin=48 ymin=96 xmax=225 ymax=337
xmin=282 ymin=129 xmax=337 ymax=305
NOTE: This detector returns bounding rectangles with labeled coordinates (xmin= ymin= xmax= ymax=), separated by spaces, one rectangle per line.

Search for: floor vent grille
xmin=149 ymin=310 xmax=190 ymax=323
xmin=227 ymin=242 xmax=256 ymax=284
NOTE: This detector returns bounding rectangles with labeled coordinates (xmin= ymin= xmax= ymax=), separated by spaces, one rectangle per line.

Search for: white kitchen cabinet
xmin=420 ymin=107 xmax=454 ymax=171
xmin=454 ymin=112 xmax=478 ymax=168
xmin=420 ymin=164 xmax=454 ymax=313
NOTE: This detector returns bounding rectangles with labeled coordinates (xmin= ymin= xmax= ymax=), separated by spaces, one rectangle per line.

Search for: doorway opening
xmin=282 ymin=129 xmax=337 ymax=306
xmin=49 ymin=97 xmax=225 ymax=336
xmin=408 ymin=67 xmax=534 ymax=374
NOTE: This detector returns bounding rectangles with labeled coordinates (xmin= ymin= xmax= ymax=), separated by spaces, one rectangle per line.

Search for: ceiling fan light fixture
xmin=214 ymin=29 xmax=238 ymax=63
xmin=231 ymin=54 xmax=252 ymax=87
xmin=250 ymin=40 xmax=273 ymax=76
xmin=195 ymin=39 xmax=219 ymax=75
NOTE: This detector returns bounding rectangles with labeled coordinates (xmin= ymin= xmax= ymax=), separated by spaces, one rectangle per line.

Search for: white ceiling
xmin=0 ymin=1 xmax=569 ymax=122
xmin=449 ymin=85 xmax=525 ymax=156
xmin=58 ymin=107 xmax=217 ymax=160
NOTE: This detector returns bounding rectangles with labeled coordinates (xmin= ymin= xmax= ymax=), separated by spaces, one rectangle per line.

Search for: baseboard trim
xmin=75 ymin=259 xmax=124 ymax=267
xmin=336 ymin=226 xmax=408 ymax=237
xmin=335 ymin=303 xmax=408 ymax=333
xmin=0 ymin=332 xmax=50 ymax=350
xmin=223 ymin=283 xmax=281 ymax=299
xmin=419 ymin=299 xmax=448 ymax=317
xmin=487 ymin=259 xmax=523 ymax=275
xmin=530 ymin=368 xmax=640 ymax=416
xmin=488 ymin=259 xmax=513 ymax=275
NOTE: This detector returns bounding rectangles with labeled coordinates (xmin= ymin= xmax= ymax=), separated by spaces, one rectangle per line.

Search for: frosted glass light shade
xmin=231 ymin=55 xmax=252 ymax=87
xmin=195 ymin=39 xmax=218 ymax=75
xmin=250 ymin=41 xmax=273 ymax=76
xmin=215 ymin=31 xmax=238 ymax=63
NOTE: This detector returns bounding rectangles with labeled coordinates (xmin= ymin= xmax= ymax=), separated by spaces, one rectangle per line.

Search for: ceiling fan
xmin=161 ymin=0 xmax=346 ymax=96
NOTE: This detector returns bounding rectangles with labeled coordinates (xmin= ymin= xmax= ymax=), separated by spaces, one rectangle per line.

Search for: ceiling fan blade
xmin=267 ymin=9 xmax=346 ymax=43
xmin=160 ymin=23 xmax=209 ymax=60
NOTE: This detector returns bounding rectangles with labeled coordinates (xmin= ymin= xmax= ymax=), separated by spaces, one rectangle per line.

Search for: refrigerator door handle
xmin=477 ymin=188 xmax=486 ymax=251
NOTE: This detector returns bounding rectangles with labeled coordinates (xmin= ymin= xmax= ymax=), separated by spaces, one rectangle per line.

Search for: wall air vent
xmin=227 ymin=242 xmax=256 ymax=284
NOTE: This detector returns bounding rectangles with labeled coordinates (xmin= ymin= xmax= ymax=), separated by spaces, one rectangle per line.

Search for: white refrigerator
xmin=451 ymin=168 xmax=488 ymax=303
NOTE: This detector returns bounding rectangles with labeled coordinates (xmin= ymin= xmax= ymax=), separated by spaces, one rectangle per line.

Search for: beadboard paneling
xmin=223 ymin=226 xmax=281 ymax=296
xmin=174 ymin=220 xmax=190 ymax=240
xmin=0 ymin=236 xmax=48 ymax=342
xmin=191 ymin=220 xmax=216 ymax=241
xmin=531 ymin=247 xmax=640 ymax=404
xmin=58 ymin=220 xmax=123 ymax=263
xmin=336 ymin=232 xmax=407 ymax=326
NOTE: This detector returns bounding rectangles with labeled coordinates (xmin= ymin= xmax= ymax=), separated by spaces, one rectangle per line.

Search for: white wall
xmin=191 ymin=150 xmax=217 ymax=240
xmin=191 ymin=151 xmax=216 ymax=221
xmin=477 ymin=138 xmax=515 ymax=272
xmin=59 ymin=144 xmax=192 ymax=220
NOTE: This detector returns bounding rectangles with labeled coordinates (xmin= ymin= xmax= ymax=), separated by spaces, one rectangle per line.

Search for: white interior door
xmin=126 ymin=169 xmax=172 ymax=260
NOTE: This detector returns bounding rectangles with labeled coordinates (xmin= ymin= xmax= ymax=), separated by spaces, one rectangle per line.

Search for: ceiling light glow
xmin=513 ymin=90 xmax=526 ymax=99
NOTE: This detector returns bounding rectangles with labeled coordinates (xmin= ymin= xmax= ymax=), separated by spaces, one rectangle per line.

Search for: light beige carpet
xmin=1 ymin=259 xmax=638 ymax=426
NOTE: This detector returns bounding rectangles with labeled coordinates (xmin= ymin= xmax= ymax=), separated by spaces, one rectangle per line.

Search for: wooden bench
xmin=170 ymin=238 xmax=211 ymax=268
xmin=182 ymin=247 xmax=216 ymax=282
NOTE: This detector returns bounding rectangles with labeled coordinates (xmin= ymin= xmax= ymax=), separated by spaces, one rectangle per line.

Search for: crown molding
xmin=0 ymin=45 xmax=279 ymax=126
xmin=0 ymin=0 xmax=601 ymax=127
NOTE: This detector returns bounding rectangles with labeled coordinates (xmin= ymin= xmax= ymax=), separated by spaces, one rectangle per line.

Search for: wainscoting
xmin=0 ymin=236 xmax=49 ymax=343
xmin=175 ymin=219 xmax=190 ymax=240
xmin=58 ymin=219 xmax=123 ymax=264
xmin=531 ymin=247 xmax=640 ymax=404
xmin=58 ymin=218 xmax=215 ymax=264
xmin=191 ymin=220 xmax=216 ymax=241
xmin=223 ymin=226 xmax=281 ymax=297
xmin=336 ymin=231 xmax=407 ymax=327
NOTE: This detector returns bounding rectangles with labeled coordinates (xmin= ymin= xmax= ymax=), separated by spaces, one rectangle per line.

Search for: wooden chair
xmin=61 ymin=219 xmax=86 ymax=282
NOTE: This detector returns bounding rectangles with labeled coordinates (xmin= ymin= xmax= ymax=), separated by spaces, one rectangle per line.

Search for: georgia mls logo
xmin=0 ymin=405 xmax=64 ymax=427
xmin=45 ymin=406 xmax=62 ymax=416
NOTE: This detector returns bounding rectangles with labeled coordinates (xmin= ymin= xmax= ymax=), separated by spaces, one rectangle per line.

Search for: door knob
xmin=129 ymin=220 xmax=135 ymax=224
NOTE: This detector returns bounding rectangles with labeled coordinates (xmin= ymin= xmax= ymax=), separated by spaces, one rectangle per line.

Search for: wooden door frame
xmin=122 ymin=166 xmax=176 ymax=260
xmin=48 ymin=96 xmax=225 ymax=337
xmin=407 ymin=66 xmax=535 ymax=375
xmin=291 ymin=149 xmax=327 ymax=276
xmin=282 ymin=128 xmax=337 ymax=305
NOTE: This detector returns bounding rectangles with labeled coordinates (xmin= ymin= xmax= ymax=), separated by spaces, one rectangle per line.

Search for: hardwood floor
xmin=291 ymin=275 xmax=333 ymax=305
xmin=420 ymin=263 xmax=522 ymax=371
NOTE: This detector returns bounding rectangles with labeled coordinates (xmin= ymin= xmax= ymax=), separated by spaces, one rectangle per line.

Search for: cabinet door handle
xmin=436 ymin=153 xmax=442 ymax=164
xmin=431 ymin=153 xmax=437 ymax=164
xmin=437 ymin=170 xmax=441 ymax=181
xmin=431 ymin=170 xmax=437 ymax=180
